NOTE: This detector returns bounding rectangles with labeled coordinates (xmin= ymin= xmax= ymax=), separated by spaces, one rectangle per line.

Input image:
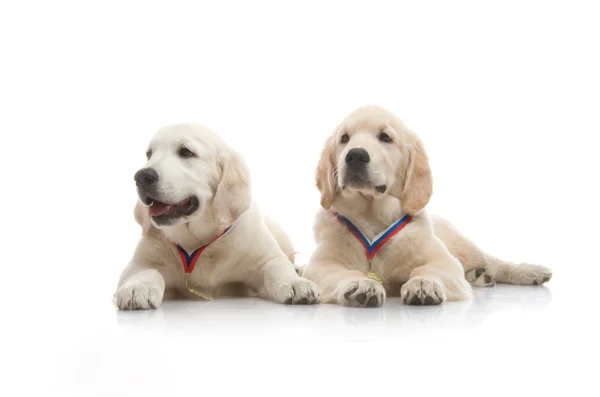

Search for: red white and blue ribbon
xmin=174 ymin=225 xmax=234 ymax=274
xmin=334 ymin=212 xmax=412 ymax=260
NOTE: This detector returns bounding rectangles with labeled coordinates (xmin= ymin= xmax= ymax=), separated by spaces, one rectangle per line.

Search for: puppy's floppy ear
xmin=315 ymin=135 xmax=338 ymax=209
xmin=134 ymin=201 xmax=152 ymax=234
xmin=391 ymin=133 xmax=433 ymax=215
xmin=212 ymin=149 xmax=252 ymax=228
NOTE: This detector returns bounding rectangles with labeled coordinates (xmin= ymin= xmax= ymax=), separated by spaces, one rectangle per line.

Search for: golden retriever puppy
xmin=114 ymin=123 xmax=318 ymax=310
xmin=303 ymin=105 xmax=552 ymax=307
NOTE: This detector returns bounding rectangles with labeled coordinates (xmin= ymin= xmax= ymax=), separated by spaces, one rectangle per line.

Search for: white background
xmin=1 ymin=1 xmax=599 ymax=396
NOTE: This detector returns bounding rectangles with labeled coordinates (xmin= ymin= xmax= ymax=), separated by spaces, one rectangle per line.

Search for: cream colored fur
xmin=304 ymin=105 xmax=552 ymax=307
xmin=114 ymin=123 xmax=317 ymax=310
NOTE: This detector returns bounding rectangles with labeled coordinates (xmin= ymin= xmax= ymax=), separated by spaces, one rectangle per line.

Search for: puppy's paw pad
xmin=115 ymin=281 xmax=163 ymax=310
xmin=466 ymin=267 xmax=495 ymax=287
xmin=340 ymin=279 xmax=385 ymax=307
xmin=280 ymin=278 xmax=319 ymax=305
xmin=401 ymin=277 xmax=445 ymax=306
xmin=512 ymin=264 xmax=552 ymax=285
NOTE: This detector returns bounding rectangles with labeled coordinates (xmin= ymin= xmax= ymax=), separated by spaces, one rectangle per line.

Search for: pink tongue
xmin=149 ymin=202 xmax=173 ymax=217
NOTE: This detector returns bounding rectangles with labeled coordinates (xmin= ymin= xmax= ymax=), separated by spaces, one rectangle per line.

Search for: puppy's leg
xmin=115 ymin=263 xmax=165 ymax=310
xmin=432 ymin=215 xmax=552 ymax=287
xmin=250 ymin=255 xmax=319 ymax=304
xmin=465 ymin=267 xmax=496 ymax=287
xmin=402 ymin=259 xmax=472 ymax=305
xmin=264 ymin=218 xmax=303 ymax=275
xmin=464 ymin=256 xmax=551 ymax=286
xmin=264 ymin=216 xmax=297 ymax=265
xmin=432 ymin=216 xmax=495 ymax=287
xmin=303 ymin=262 xmax=385 ymax=307
xmin=488 ymin=257 xmax=552 ymax=286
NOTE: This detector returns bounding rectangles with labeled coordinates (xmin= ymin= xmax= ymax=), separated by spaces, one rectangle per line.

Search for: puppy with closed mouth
xmin=303 ymin=105 xmax=552 ymax=307
xmin=114 ymin=123 xmax=318 ymax=310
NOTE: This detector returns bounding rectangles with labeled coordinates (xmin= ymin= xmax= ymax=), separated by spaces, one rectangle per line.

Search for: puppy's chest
xmin=187 ymin=256 xmax=220 ymax=287
xmin=170 ymin=244 xmax=233 ymax=288
xmin=356 ymin=220 xmax=386 ymax=241
xmin=335 ymin=214 xmax=412 ymax=267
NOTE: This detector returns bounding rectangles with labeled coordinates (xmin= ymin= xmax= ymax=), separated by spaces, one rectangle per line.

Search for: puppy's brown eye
xmin=341 ymin=133 xmax=350 ymax=144
xmin=179 ymin=147 xmax=195 ymax=158
xmin=146 ymin=150 xmax=152 ymax=160
xmin=379 ymin=132 xmax=392 ymax=143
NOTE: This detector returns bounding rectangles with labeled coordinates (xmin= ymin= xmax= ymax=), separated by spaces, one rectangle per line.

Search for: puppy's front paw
xmin=340 ymin=279 xmax=385 ymax=307
xmin=401 ymin=277 xmax=446 ymax=306
xmin=276 ymin=278 xmax=319 ymax=305
xmin=115 ymin=280 xmax=163 ymax=310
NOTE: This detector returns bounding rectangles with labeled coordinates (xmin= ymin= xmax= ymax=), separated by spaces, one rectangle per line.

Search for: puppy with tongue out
xmin=114 ymin=123 xmax=318 ymax=310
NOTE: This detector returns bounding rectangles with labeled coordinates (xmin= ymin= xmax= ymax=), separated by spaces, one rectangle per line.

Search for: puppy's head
xmin=134 ymin=123 xmax=251 ymax=231
xmin=316 ymin=105 xmax=432 ymax=214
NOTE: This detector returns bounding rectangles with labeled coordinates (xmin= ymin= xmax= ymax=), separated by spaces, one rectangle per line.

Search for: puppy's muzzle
xmin=134 ymin=168 xmax=159 ymax=204
xmin=345 ymin=148 xmax=370 ymax=169
xmin=342 ymin=148 xmax=372 ymax=188
xmin=134 ymin=168 xmax=158 ymax=188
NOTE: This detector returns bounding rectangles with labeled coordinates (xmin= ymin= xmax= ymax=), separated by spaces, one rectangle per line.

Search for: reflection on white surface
xmin=115 ymin=284 xmax=553 ymax=338
xmin=23 ymin=280 xmax=598 ymax=397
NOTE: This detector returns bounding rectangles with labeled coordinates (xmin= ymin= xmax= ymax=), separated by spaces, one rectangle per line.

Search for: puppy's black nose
xmin=134 ymin=168 xmax=158 ymax=187
xmin=345 ymin=148 xmax=370 ymax=166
